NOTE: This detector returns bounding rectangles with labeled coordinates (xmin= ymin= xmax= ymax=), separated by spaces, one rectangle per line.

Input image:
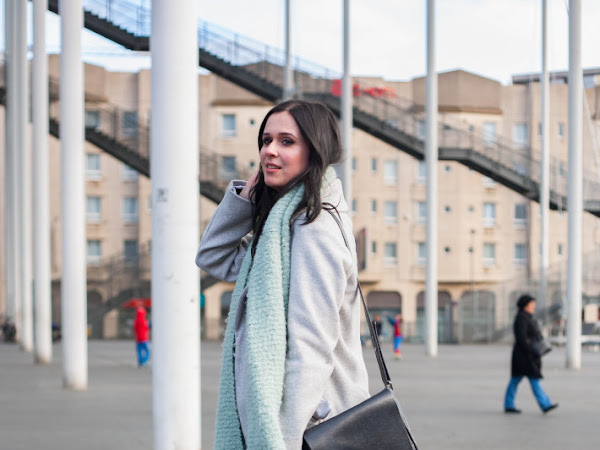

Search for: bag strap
xmin=324 ymin=205 xmax=393 ymax=389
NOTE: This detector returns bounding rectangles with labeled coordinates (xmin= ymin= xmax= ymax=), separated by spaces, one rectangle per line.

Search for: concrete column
xmin=60 ymin=0 xmax=88 ymax=389
xmin=3 ymin=0 xmax=19 ymax=332
xmin=425 ymin=0 xmax=438 ymax=356
xmin=282 ymin=0 xmax=293 ymax=100
xmin=539 ymin=0 xmax=550 ymax=332
xmin=151 ymin=0 xmax=201 ymax=447
xmin=566 ymin=0 xmax=582 ymax=370
xmin=17 ymin=0 xmax=33 ymax=352
xmin=33 ymin=0 xmax=52 ymax=364
xmin=341 ymin=0 xmax=353 ymax=203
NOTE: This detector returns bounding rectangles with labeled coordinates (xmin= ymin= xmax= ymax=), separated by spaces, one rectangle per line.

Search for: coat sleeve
xmin=195 ymin=181 xmax=254 ymax=283
xmin=279 ymin=213 xmax=354 ymax=448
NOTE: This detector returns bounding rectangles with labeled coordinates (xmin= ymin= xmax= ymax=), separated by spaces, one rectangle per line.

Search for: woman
xmin=503 ymin=294 xmax=558 ymax=414
xmin=196 ymin=100 xmax=370 ymax=449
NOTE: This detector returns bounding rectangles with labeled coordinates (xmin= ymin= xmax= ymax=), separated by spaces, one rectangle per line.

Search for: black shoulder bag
xmin=302 ymin=209 xmax=418 ymax=450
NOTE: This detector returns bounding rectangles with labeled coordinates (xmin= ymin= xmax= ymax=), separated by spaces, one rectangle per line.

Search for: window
xmin=221 ymin=156 xmax=236 ymax=180
xmin=483 ymin=122 xmax=497 ymax=146
xmin=513 ymin=123 xmax=528 ymax=148
xmin=417 ymin=120 xmax=426 ymax=139
xmin=124 ymin=240 xmax=139 ymax=264
xmin=444 ymin=165 xmax=451 ymax=173
xmin=383 ymin=201 xmax=397 ymax=224
xmin=558 ymin=122 xmax=565 ymax=139
xmin=417 ymin=160 xmax=426 ymax=182
xmin=444 ymin=246 xmax=451 ymax=254
xmin=384 ymin=242 xmax=397 ymax=265
xmin=417 ymin=242 xmax=426 ymax=264
xmin=352 ymin=158 xmax=357 ymax=172
xmin=558 ymin=243 xmax=563 ymax=256
xmin=86 ymin=154 xmax=101 ymax=180
xmin=370 ymin=158 xmax=377 ymax=172
xmin=352 ymin=199 xmax=357 ymax=214
xmin=514 ymin=243 xmax=527 ymax=265
xmin=417 ymin=201 xmax=426 ymax=223
xmin=370 ymin=199 xmax=377 ymax=215
xmin=122 ymin=111 xmax=138 ymax=137
xmin=514 ymin=203 xmax=527 ymax=225
xmin=483 ymin=202 xmax=496 ymax=227
xmin=482 ymin=176 xmax=497 ymax=187
xmin=123 ymin=197 xmax=139 ymax=223
xmin=86 ymin=196 xmax=101 ymax=223
xmin=483 ymin=243 xmax=496 ymax=266
xmin=85 ymin=110 xmax=100 ymax=128
xmin=87 ymin=240 xmax=102 ymax=264
xmin=122 ymin=163 xmax=138 ymax=181
xmin=222 ymin=114 xmax=236 ymax=137
xmin=371 ymin=241 xmax=377 ymax=254
xmin=383 ymin=160 xmax=397 ymax=184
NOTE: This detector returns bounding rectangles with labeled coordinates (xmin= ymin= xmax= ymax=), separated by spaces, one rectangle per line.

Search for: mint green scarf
xmin=215 ymin=181 xmax=305 ymax=449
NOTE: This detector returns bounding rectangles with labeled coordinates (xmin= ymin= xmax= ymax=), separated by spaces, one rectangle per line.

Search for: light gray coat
xmin=196 ymin=178 xmax=370 ymax=449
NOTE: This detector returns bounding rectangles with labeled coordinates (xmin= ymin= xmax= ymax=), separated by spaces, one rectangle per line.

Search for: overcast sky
xmin=13 ymin=0 xmax=600 ymax=85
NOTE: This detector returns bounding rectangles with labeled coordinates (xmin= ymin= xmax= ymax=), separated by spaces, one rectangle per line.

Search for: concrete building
xmin=1 ymin=58 xmax=599 ymax=341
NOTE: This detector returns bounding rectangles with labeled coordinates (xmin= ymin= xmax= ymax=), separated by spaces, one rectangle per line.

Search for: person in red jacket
xmin=133 ymin=307 xmax=150 ymax=367
xmin=387 ymin=314 xmax=403 ymax=359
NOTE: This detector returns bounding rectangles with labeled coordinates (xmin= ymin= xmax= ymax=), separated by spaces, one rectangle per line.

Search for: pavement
xmin=1 ymin=339 xmax=599 ymax=449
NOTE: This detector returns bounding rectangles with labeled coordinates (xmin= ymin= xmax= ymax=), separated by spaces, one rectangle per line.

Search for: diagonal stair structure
xmin=0 ymin=75 xmax=231 ymax=332
xmin=44 ymin=0 xmax=600 ymax=217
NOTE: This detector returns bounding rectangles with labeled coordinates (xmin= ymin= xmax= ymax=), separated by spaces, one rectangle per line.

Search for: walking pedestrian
xmin=503 ymin=294 xmax=558 ymax=414
xmin=133 ymin=307 xmax=150 ymax=367
xmin=196 ymin=100 xmax=370 ymax=449
xmin=388 ymin=314 xmax=403 ymax=359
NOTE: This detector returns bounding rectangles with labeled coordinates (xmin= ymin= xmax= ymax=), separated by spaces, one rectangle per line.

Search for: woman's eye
xmin=281 ymin=138 xmax=293 ymax=145
xmin=262 ymin=138 xmax=272 ymax=145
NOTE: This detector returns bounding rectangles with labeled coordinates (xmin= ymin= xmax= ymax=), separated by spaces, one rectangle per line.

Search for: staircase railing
xmin=81 ymin=0 xmax=150 ymax=37
xmin=58 ymin=0 xmax=600 ymax=209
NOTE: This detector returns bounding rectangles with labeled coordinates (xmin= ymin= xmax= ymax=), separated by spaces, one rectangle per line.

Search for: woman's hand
xmin=239 ymin=171 xmax=260 ymax=200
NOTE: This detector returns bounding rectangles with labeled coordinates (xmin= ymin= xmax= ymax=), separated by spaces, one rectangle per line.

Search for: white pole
xmin=283 ymin=0 xmax=293 ymax=100
xmin=566 ymin=0 xmax=582 ymax=370
xmin=151 ymin=0 xmax=201 ymax=447
xmin=341 ymin=0 xmax=353 ymax=203
xmin=60 ymin=0 xmax=88 ymax=389
xmin=425 ymin=0 xmax=438 ymax=356
xmin=33 ymin=0 xmax=52 ymax=364
xmin=539 ymin=0 xmax=550 ymax=333
xmin=4 ymin=0 xmax=19 ymax=333
xmin=16 ymin=0 xmax=33 ymax=352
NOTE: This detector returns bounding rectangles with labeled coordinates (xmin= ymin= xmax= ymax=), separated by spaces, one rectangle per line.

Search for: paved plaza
xmin=1 ymin=339 xmax=598 ymax=449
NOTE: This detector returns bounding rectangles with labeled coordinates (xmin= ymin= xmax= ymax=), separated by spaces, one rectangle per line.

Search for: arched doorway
xmin=415 ymin=290 xmax=453 ymax=344
xmin=458 ymin=290 xmax=496 ymax=343
xmin=367 ymin=291 xmax=402 ymax=342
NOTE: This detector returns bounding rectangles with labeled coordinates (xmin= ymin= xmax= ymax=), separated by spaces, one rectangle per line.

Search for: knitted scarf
xmin=214 ymin=181 xmax=305 ymax=449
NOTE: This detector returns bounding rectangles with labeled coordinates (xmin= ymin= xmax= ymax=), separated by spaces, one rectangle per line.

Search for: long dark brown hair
xmin=250 ymin=100 xmax=343 ymax=255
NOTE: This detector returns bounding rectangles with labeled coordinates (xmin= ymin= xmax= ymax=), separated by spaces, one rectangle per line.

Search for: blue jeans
xmin=504 ymin=376 xmax=552 ymax=410
xmin=136 ymin=341 xmax=150 ymax=366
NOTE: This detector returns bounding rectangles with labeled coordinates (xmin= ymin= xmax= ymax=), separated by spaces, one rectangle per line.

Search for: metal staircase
xmin=44 ymin=0 xmax=600 ymax=217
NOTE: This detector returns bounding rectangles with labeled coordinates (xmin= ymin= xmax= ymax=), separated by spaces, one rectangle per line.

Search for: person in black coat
xmin=503 ymin=294 xmax=558 ymax=414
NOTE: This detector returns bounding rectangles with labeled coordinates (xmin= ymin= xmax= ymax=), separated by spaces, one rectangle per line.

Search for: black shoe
xmin=504 ymin=407 xmax=522 ymax=414
xmin=543 ymin=403 xmax=558 ymax=414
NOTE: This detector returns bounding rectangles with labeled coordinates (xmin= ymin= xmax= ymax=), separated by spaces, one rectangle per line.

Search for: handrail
xmin=64 ymin=0 xmax=600 ymax=207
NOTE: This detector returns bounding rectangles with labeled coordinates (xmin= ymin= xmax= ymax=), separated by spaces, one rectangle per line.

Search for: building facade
xmin=1 ymin=58 xmax=599 ymax=341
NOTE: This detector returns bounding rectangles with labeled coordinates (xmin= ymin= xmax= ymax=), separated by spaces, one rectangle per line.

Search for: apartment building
xmin=1 ymin=58 xmax=599 ymax=341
